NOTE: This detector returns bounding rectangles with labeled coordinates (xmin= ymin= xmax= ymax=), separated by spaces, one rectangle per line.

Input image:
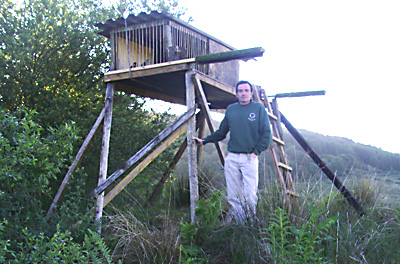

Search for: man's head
xmin=235 ymin=80 xmax=253 ymax=105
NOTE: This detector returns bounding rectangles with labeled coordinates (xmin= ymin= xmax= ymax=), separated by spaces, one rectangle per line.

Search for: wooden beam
xmin=195 ymin=72 xmax=235 ymax=96
xmin=148 ymin=111 xmax=206 ymax=204
xmin=103 ymin=123 xmax=187 ymax=207
xmin=186 ymin=70 xmax=198 ymax=223
xmin=46 ymin=107 xmax=105 ymax=220
xmin=148 ymin=139 xmax=187 ymax=204
xmin=95 ymin=83 xmax=114 ymax=224
xmin=195 ymin=47 xmax=265 ymax=64
xmin=104 ymin=62 xmax=192 ymax=83
xmin=192 ymin=73 xmax=225 ymax=166
xmin=280 ymin=112 xmax=365 ymax=216
xmin=90 ymin=106 xmax=196 ymax=198
xmin=197 ymin=116 xmax=206 ymax=168
xmin=274 ymin=90 xmax=326 ymax=98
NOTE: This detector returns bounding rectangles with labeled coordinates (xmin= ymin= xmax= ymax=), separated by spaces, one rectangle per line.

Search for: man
xmin=193 ymin=80 xmax=272 ymax=222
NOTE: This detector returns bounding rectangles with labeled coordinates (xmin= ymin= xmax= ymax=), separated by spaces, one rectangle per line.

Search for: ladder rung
xmin=267 ymin=112 xmax=277 ymax=120
xmin=278 ymin=162 xmax=292 ymax=172
xmin=273 ymin=137 xmax=285 ymax=146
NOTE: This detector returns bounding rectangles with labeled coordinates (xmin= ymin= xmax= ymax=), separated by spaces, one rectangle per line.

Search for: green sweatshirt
xmin=203 ymin=101 xmax=272 ymax=156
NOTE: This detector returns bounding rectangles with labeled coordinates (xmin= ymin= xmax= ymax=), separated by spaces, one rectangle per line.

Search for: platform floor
xmin=104 ymin=59 xmax=238 ymax=110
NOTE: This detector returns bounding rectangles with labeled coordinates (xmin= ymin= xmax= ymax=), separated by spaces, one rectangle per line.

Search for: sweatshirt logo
xmin=248 ymin=113 xmax=256 ymax=121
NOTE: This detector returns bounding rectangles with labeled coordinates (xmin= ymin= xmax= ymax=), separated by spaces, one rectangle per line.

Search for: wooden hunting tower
xmin=47 ymin=11 xmax=365 ymax=226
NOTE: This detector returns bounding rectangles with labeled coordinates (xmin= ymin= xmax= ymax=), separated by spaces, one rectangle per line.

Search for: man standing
xmin=193 ymin=80 xmax=272 ymax=222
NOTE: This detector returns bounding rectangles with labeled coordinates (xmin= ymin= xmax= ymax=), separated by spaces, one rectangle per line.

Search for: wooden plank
xmin=280 ymin=112 xmax=365 ymax=216
xmin=269 ymin=145 xmax=288 ymax=195
xmin=115 ymin=81 xmax=186 ymax=106
xmin=195 ymin=72 xmax=235 ymax=96
xmin=46 ymin=107 xmax=105 ymax=220
xmin=95 ymin=83 xmax=114 ymax=224
xmin=106 ymin=58 xmax=195 ymax=76
xmin=104 ymin=62 xmax=192 ymax=82
xmin=148 ymin=111 xmax=206 ymax=204
xmin=192 ymin=73 xmax=225 ymax=166
xmin=268 ymin=112 xmax=278 ymax=121
xmin=274 ymin=90 xmax=326 ymax=98
xmin=103 ymin=123 xmax=187 ymax=207
xmin=90 ymin=107 xmax=196 ymax=198
xmin=278 ymin=162 xmax=293 ymax=172
xmin=273 ymin=136 xmax=285 ymax=146
xmin=272 ymin=98 xmax=283 ymax=139
xmin=195 ymin=47 xmax=265 ymax=64
xmin=148 ymin=138 xmax=187 ymax=204
xmin=186 ymin=70 xmax=198 ymax=223
xmin=197 ymin=116 xmax=206 ymax=168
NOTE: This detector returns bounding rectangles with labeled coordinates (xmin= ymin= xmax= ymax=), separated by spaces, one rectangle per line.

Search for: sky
xmin=168 ymin=0 xmax=400 ymax=154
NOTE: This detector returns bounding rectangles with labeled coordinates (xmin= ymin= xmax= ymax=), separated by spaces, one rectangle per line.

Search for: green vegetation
xmin=1 ymin=0 xmax=399 ymax=263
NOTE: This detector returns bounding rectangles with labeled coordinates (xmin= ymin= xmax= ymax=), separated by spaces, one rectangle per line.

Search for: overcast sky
xmin=174 ymin=0 xmax=400 ymax=154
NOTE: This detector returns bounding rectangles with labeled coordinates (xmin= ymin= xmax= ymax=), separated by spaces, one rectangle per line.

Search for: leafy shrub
xmin=0 ymin=108 xmax=78 ymax=242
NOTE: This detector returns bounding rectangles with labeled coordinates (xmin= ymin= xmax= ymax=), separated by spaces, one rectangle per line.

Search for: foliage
xmin=0 ymin=108 xmax=78 ymax=241
xmin=179 ymin=191 xmax=223 ymax=263
xmin=0 ymin=0 xmax=110 ymax=129
xmin=2 ymin=227 xmax=116 ymax=263
xmin=262 ymin=206 xmax=337 ymax=263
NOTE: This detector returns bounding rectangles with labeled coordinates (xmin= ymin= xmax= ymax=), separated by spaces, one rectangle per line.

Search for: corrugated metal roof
xmin=95 ymin=11 xmax=235 ymax=50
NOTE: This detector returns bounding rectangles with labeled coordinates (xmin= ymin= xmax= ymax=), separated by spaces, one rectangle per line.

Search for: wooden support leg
xmin=95 ymin=83 xmax=114 ymax=229
xmin=46 ymin=107 xmax=105 ymax=221
xmin=186 ymin=70 xmax=198 ymax=223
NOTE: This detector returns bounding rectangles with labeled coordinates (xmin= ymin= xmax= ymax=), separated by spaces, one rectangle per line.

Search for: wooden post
xmin=272 ymin=98 xmax=283 ymax=139
xmin=95 ymin=83 xmax=114 ymax=228
xmin=46 ymin=107 xmax=106 ymax=220
xmin=186 ymin=69 xmax=198 ymax=223
xmin=197 ymin=117 xmax=206 ymax=168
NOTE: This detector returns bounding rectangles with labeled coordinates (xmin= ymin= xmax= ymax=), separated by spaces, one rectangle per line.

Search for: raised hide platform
xmin=104 ymin=59 xmax=238 ymax=109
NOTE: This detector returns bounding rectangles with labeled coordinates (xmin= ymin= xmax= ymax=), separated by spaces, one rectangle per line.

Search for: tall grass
xmin=104 ymin=170 xmax=400 ymax=263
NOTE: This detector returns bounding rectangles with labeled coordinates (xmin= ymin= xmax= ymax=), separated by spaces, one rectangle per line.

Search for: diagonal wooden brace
xmin=46 ymin=107 xmax=106 ymax=220
xmin=89 ymin=107 xmax=196 ymax=198
xmin=192 ymin=73 xmax=225 ymax=166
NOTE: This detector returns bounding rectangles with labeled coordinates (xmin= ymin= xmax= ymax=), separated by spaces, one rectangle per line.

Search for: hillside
xmin=283 ymin=129 xmax=400 ymax=190
xmin=182 ymin=126 xmax=400 ymax=196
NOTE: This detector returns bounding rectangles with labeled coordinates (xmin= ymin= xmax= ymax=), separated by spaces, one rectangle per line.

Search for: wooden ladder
xmin=253 ymin=86 xmax=296 ymax=204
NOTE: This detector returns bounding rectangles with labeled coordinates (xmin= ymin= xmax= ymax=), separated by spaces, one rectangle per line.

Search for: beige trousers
xmin=225 ymin=152 xmax=259 ymax=223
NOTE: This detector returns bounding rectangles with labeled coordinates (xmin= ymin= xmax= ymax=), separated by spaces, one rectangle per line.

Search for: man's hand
xmin=250 ymin=153 xmax=258 ymax=159
xmin=193 ymin=137 xmax=204 ymax=146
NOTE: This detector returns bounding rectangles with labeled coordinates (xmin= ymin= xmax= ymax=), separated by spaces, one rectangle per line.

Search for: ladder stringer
xmin=254 ymin=86 xmax=296 ymax=196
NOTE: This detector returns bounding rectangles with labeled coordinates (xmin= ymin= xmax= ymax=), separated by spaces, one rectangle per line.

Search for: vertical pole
xmin=164 ymin=22 xmax=172 ymax=61
xmin=95 ymin=82 xmax=114 ymax=231
xmin=185 ymin=70 xmax=198 ymax=223
xmin=197 ymin=118 xmax=206 ymax=168
xmin=272 ymin=98 xmax=283 ymax=139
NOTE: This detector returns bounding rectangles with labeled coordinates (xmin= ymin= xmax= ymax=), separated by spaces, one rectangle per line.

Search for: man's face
xmin=236 ymin=83 xmax=253 ymax=105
